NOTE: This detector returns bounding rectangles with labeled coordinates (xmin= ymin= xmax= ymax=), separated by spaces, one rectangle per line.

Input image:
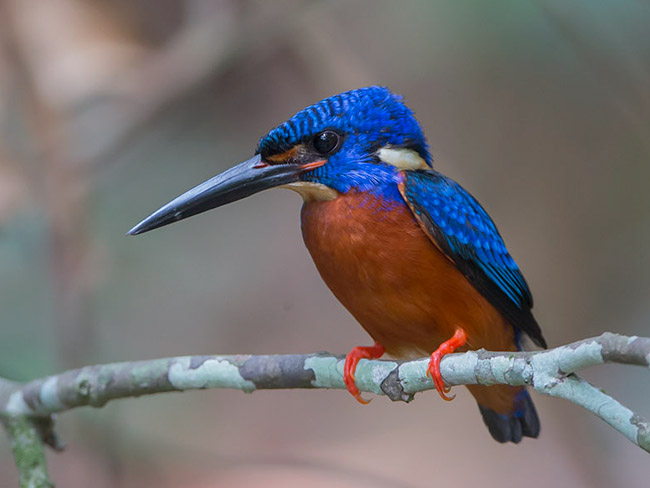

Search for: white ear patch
xmin=280 ymin=182 xmax=339 ymax=202
xmin=377 ymin=147 xmax=428 ymax=170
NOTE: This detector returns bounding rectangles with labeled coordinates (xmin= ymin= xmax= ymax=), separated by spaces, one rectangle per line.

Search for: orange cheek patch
xmin=266 ymin=145 xmax=302 ymax=163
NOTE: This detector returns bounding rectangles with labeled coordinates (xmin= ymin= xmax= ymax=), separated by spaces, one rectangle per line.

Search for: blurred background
xmin=1 ymin=0 xmax=649 ymax=486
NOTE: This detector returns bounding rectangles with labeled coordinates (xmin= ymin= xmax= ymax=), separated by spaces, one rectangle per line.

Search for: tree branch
xmin=0 ymin=414 xmax=55 ymax=488
xmin=2 ymin=332 xmax=649 ymax=482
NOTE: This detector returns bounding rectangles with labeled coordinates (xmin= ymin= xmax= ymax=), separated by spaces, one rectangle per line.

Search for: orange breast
xmin=301 ymin=192 xmax=517 ymax=359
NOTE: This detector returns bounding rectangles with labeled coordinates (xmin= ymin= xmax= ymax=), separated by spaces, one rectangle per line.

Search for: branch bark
xmin=2 ymin=332 xmax=649 ymax=485
xmin=0 ymin=415 xmax=55 ymax=488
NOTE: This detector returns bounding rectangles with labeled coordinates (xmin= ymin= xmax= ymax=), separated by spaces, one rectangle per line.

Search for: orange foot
xmin=427 ymin=327 xmax=468 ymax=401
xmin=344 ymin=342 xmax=386 ymax=404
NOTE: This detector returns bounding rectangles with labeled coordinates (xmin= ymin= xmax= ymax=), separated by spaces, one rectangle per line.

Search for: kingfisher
xmin=128 ymin=87 xmax=547 ymax=443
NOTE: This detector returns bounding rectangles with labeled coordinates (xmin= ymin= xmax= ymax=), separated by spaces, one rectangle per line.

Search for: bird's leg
xmin=344 ymin=342 xmax=386 ymax=404
xmin=427 ymin=327 xmax=468 ymax=401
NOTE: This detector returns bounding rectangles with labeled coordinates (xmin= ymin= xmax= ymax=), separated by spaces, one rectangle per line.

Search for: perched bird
xmin=129 ymin=87 xmax=547 ymax=443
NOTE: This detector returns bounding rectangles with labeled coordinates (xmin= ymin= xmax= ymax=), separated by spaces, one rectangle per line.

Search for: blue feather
xmin=400 ymin=170 xmax=533 ymax=310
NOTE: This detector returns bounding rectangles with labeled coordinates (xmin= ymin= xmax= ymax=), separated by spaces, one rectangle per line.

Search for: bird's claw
xmin=343 ymin=342 xmax=386 ymax=404
xmin=427 ymin=327 xmax=467 ymax=401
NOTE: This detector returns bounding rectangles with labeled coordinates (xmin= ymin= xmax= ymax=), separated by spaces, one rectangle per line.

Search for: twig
xmin=2 ymin=332 xmax=649 ymax=483
xmin=0 ymin=415 xmax=55 ymax=488
xmin=1 ymin=332 xmax=649 ymax=458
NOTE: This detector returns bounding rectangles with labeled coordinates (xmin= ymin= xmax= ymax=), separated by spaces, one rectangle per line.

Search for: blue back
xmin=401 ymin=171 xmax=533 ymax=308
xmin=400 ymin=170 xmax=545 ymax=348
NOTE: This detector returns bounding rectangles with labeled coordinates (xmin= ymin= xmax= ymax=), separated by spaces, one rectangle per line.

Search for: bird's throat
xmin=281 ymin=181 xmax=339 ymax=202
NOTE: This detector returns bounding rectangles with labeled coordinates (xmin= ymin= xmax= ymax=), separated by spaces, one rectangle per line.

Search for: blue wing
xmin=399 ymin=170 xmax=545 ymax=347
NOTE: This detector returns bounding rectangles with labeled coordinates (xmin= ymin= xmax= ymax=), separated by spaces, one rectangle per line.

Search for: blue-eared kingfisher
xmin=129 ymin=87 xmax=547 ymax=443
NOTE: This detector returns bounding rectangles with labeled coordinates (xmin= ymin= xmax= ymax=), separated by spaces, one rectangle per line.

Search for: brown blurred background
xmin=1 ymin=0 xmax=649 ymax=486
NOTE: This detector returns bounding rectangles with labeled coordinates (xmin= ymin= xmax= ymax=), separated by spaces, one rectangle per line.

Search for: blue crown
xmin=256 ymin=86 xmax=431 ymax=164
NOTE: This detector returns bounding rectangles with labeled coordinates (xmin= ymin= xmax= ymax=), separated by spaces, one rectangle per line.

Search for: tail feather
xmin=477 ymin=389 xmax=540 ymax=443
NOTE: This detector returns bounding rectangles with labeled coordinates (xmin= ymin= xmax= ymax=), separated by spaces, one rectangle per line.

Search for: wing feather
xmin=399 ymin=170 xmax=546 ymax=348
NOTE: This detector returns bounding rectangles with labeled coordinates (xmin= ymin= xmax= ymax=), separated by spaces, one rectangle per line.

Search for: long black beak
xmin=128 ymin=154 xmax=322 ymax=235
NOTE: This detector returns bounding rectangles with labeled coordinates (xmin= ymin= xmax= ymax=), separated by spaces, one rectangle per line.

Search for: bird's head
xmin=128 ymin=86 xmax=431 ymax=235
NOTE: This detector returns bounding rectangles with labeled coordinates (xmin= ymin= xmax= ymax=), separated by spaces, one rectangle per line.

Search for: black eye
xmin=312 ymin=130 xmax=340 ymax=155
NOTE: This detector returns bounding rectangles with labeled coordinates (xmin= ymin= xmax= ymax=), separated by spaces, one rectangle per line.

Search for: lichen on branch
xmin=2 ymin=332 xmax=650 ymax=486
